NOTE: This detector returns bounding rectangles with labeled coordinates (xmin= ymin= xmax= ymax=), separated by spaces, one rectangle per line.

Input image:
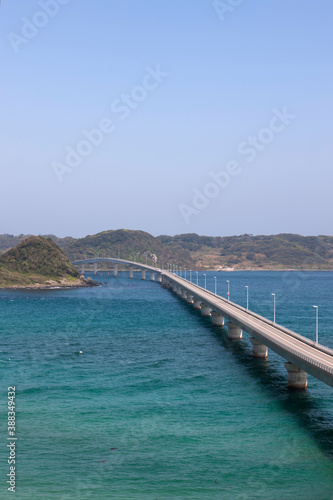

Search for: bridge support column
xmin=284 ymin=362 xmax=307 ymax=390
xmin=129 ymin=267 xmax=134 ymax=279
xmin=181 ymin=288 xmax=187 ymax=300
xmin=141 ymin=270 xmax=146 ymax=280
xmin=93 ymin=263 xmax=97 ymax=275
xmin=162 ymin=279 xmax=169 ymax=288
xmin=227 ymin=322 xmax=242 ymax=340
xmin=80 ymin=264 xmax=85 ymax=274
xmin=201 ymin=304 xmax=211 ymax=317
xmin=250 ymin=338 xmax=268 ymax=358
xmin=172 ymin=284 xmax=178 ymax=293
xmin=157 ymin=273 xmax=162 ymax=283
xmin=193 ymin=298 xmax=201 ymax=310
xmin=113 ymin=264 xmax=118 ymax=277
xmin=176 ymin=286 xmax=182 ymax=296
xmin=212 ymin=311 xmax=224 ymax=327
xmin=186 ymin=294 xmax=194 ymax=304
xmin=150 ymin=272 xmax=156 ymax=281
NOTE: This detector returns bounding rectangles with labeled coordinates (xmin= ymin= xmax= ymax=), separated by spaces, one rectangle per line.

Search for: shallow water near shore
xmin=1 ymin=271 xmax=333 ymax=499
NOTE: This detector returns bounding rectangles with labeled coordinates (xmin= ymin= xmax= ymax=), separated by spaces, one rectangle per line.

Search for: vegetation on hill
xmin=0 ymin=236 xmax=86 ymax=287
xmin=60 ymin=229 xmax=195 ymax=268
xmin=0 ymin=231 xmax=332 ymax=271
xmin=0 ymin=234 xmax=28 ymax=254
xmin=157 ymin=233 xmax=333 ymax=269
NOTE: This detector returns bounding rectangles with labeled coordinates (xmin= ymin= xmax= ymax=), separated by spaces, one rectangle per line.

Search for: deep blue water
xmin=1 ymin=271 xmax=333 ymax=499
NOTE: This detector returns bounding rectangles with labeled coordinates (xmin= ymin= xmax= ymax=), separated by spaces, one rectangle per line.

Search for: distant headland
xmin=0 ymin=236 xmax=96 ymax=289
xmin=0 ymin=230 xmax=332 ymax=273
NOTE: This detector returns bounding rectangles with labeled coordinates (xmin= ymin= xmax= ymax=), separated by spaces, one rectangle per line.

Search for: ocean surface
xmin=1 ymin=270 xmax=333 ymax=499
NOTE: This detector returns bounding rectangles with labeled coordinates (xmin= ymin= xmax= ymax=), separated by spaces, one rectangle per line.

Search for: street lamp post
xmin=204 ymin=273 xmax=206 ymax=290
xmin=190 ymin=270 xmax=192 ymax=282
xmin=245 ymin=285 xmax=249 ymax=310
xmin=214 ymin=276 xmax=217 ymax=295
xmin=313 ymin=305 xmax=319 ymax=343
xmin=272 ymin=293 xmax=276 ymax=323
xmin=185 ymin=268 xmax=187 ymax=280
xmin=227 ymin=280 xmax=230 ymax=301
xmin=196 ymin=271 xmax=198 ymax=285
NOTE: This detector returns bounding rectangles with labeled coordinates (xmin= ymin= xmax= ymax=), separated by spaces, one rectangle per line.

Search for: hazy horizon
xmin=1 ymin=228 xmax=332 ymax=240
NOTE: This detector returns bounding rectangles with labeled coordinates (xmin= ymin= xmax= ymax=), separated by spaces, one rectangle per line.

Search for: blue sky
xmin=1 ymin=0 xmax=332 ymax=238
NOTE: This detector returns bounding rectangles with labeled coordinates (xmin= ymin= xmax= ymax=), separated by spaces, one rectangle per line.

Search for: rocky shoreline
xmin=0 ymin=276 xmax=99 ymax=290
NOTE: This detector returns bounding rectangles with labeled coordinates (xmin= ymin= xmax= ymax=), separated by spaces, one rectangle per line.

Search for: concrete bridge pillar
xmin=164 ymin=279 xmax=171 ymax=288
xmin=129 ymin=267 xmax=134 ymax=279
xmin=227 ymin=322 xmax=242 ymax=340
xmin=141 ymin=270 xmax=146 ymax=280
xmin=186 ymin=294 xmax=194 ymax=304
xmin=201 ymin=304 xmax=212 ymax=317
xmin=93 ymin=263 xmax=97 ymax=275
xmin=212 ymin=311 xmax=224 ymax=327
xmin=193 ymin=298 xmax=201 ymax=310
xmin=284 ymin=362 xmax=307 ymax=389
xmin=157 ymin=273 xmax=162 ymax=283
xmin=181 ymin=288 xmax=187 ymax=300
xmin=250 ymin=338 xmax=268 ymax=358
xmin=150 ymin=272 xmax=156 ymax=281
xmin=172 ymin=284 xmax=178 ymax=293
xmin=176 ymin=286 xmax=182 ymax=296
xmin=113 ymin=264 xmax=118 ymax=277
xmin=80 ymin=264 xmax=85 ymax=274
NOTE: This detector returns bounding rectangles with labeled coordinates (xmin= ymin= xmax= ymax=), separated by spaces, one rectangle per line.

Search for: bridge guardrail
xmin=166 ymin=273 xmax=333 ymax=359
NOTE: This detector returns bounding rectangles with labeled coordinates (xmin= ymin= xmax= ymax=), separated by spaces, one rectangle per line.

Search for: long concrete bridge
xmin=72 ymin=259 xmax=333 ymax=390
xmin=72 ymin=257 xmax=163 ymax=281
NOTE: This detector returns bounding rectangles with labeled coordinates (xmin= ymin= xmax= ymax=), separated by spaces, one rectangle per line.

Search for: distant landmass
xmin=157 ymin=233 xmax=333 ymax=270
xmin=0 ymin=231 xmax=332 ymax=271
xmin=0 ymin=236 xmax=94 ymax=288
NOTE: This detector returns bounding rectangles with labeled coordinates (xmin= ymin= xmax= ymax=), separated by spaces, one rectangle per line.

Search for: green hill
xmin=0 ymin=236 xmax=88 ymax=288
xmin=61 ymin=229 xmax=195 ymax=268
xmin=0 ymin=231 xmax=332 ymax=271
xmin=157 ymin=233 xmax=333 ymax=270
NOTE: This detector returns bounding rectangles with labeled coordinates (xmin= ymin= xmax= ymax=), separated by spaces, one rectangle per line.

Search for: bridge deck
xmin=72 ymin=259 xmax=333 ymax=388
xmin=163 ymin=272 xmax=333 ymax=388
xmin=72 ymin=258 xmax=159 ymax=273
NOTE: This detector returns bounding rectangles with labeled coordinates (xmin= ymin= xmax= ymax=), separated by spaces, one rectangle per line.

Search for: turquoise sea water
xmin=1 ymin=271 xmax=333 ymax=499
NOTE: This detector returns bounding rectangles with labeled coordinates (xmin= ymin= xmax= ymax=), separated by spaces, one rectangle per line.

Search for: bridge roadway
xmin=72 ymin=258 xmax=161 ymax=278
xmin=162 ymin=271 xmax=333 ymax=390
xmin=72 ymin=258 xmax=333 ymax=390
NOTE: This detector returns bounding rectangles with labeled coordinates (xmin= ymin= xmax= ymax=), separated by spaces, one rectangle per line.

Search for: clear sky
xmin=1 ymin=0 xmax=332 ymax=238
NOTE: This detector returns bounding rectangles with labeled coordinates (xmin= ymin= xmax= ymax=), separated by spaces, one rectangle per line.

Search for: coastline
xmin=2 ymin=268 xmax=332 ymax=290
xmin=215 ymin=268 xmax=333 ymax=272
xmin=0 ymin=277 xmax=98 ymax=290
